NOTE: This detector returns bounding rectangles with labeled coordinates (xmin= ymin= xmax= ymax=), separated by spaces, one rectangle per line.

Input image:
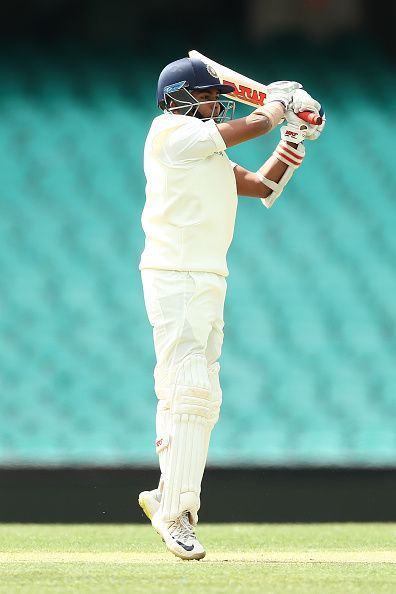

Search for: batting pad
xmin=155 ymin=400 xmax=171 ymax=494
xmin=208 ymin=362 xmax=222 ymax=425
xmin=158 ymin=354 xmax=221 ymax=525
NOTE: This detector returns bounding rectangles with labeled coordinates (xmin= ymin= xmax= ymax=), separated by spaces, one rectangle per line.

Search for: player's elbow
xmin=234 ymin=167 xmax=271 ymax=198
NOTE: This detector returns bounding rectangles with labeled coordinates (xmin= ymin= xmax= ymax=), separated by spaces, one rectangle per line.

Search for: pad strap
xmin=256 ymin=171 xmax=279 ymax=193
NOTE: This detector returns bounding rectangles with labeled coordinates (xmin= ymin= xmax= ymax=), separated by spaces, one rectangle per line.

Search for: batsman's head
xmin=157 ymin=57 xmax=235 ymax=123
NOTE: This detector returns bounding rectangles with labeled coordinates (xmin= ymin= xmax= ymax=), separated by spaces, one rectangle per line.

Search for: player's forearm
xmin=217 ymin=102 xmax=286 ymax=148
xmin=257 ymin=141 xmax=300 ymax=197
xmin=235 ymin=141 xmax=299 ymax=199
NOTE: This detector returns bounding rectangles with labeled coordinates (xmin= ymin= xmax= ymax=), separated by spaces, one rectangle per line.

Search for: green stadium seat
xmin=1 ymin=47 xmax=396 ymax=466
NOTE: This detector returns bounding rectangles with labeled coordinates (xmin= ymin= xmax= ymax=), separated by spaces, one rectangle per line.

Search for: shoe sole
xmin=172 ymin=549 xmax=206 ymax=561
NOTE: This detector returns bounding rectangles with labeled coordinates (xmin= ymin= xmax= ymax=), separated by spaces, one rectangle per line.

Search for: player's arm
xmin=234 ymin=140 xmax=305 ymax=208
xmin=234 ymin=142 xmax=297 ymax=198
xmin=217 ymin=81 xmax=301 ymax=148
xmin=233 ymin=89 xmax=324 ymax=207
xmin=218 ymin=103 xmax=285 ymax=148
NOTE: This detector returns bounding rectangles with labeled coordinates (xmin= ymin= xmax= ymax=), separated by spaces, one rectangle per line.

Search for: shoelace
xmin=169 ymin=512 xmax=195 ymax=543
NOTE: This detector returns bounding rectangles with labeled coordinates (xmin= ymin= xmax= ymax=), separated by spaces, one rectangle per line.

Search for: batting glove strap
xmin=273 ymin=140 xmax=305 ymax=169
xmin=280 ymin=122 xmax=308 ymax=144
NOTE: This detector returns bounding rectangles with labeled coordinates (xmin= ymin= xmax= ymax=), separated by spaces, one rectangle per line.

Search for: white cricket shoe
xmin=151 ymin=511 xmax=206 ymax=560
xmin=138 ymin=489 xmax=161 ymax=521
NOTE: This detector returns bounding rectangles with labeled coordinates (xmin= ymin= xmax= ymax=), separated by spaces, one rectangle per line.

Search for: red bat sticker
xmin=223 ymin=80 xmax=266 ymax=106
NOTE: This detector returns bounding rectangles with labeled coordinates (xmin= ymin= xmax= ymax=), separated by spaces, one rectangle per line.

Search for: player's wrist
xmin=273 ymin=140 xmax=305 ymax=169
xmin=280 ymin=122 xmax=308 ymax=144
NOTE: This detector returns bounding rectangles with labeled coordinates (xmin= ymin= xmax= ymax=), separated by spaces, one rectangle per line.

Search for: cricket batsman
xmin=138 ymin=55 xmax=325 ymax=559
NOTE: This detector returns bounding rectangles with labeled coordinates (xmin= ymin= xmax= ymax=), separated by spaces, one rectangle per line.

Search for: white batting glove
xmin=265 ymin=81 xmax=302 ymax=110
xmin=283 ymin=108 xmax=326 ymax=142
xmin=291 ymin=88 xmax=321 ymax=115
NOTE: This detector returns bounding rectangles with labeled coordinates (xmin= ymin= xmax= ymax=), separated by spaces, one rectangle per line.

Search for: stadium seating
xmin=0 ymin=43 xmax=395 ymax=466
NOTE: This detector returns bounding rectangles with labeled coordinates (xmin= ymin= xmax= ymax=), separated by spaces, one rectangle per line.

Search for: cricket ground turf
xmin=1 ymin=523 xmax=395 ymax=593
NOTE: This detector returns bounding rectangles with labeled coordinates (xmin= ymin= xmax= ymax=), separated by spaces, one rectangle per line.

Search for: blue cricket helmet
xmin=157 ymin=57 xmax=235 ymax=110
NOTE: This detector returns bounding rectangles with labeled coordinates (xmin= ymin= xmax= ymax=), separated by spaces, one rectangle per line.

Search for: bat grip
xmin=298 ymin=111 xmax=322 ymax=125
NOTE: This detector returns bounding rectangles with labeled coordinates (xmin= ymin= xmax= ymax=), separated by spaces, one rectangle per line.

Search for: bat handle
xmin=298 ymin=111 xmax=322 ymax=125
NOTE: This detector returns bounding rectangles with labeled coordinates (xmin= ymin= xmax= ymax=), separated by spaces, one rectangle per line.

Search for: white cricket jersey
xmin=139 ymin=113 xmax=238 ymax=277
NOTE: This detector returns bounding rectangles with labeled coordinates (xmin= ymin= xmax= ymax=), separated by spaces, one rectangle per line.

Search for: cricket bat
xmin=188 ymin=50 xmax=322 ymax=126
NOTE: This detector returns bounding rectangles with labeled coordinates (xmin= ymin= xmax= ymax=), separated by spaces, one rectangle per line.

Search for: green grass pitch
xmin=1 ymin=523 xmax=396 ymax=593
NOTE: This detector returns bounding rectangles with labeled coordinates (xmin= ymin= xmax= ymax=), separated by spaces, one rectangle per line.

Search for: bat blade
xmin=188 ymin=50 xmax=322 ymax=126
xmin=189 ymin=49 xmax=268 ymax=106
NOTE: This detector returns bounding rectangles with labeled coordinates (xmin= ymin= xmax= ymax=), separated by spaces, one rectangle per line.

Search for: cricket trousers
xmin=141 ymin=269 xmax=227 ymax=523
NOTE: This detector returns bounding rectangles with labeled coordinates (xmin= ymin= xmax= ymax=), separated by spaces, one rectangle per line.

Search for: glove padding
xmin=291 ymin=88 xmax=321 ymax=115
xmin=265 ymin=81 xmax=302 ymax=109
xmin=286 ymin=89 xmax=325 ymax=141
xmin=284 ymin=109 xmax=326 ymax=141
